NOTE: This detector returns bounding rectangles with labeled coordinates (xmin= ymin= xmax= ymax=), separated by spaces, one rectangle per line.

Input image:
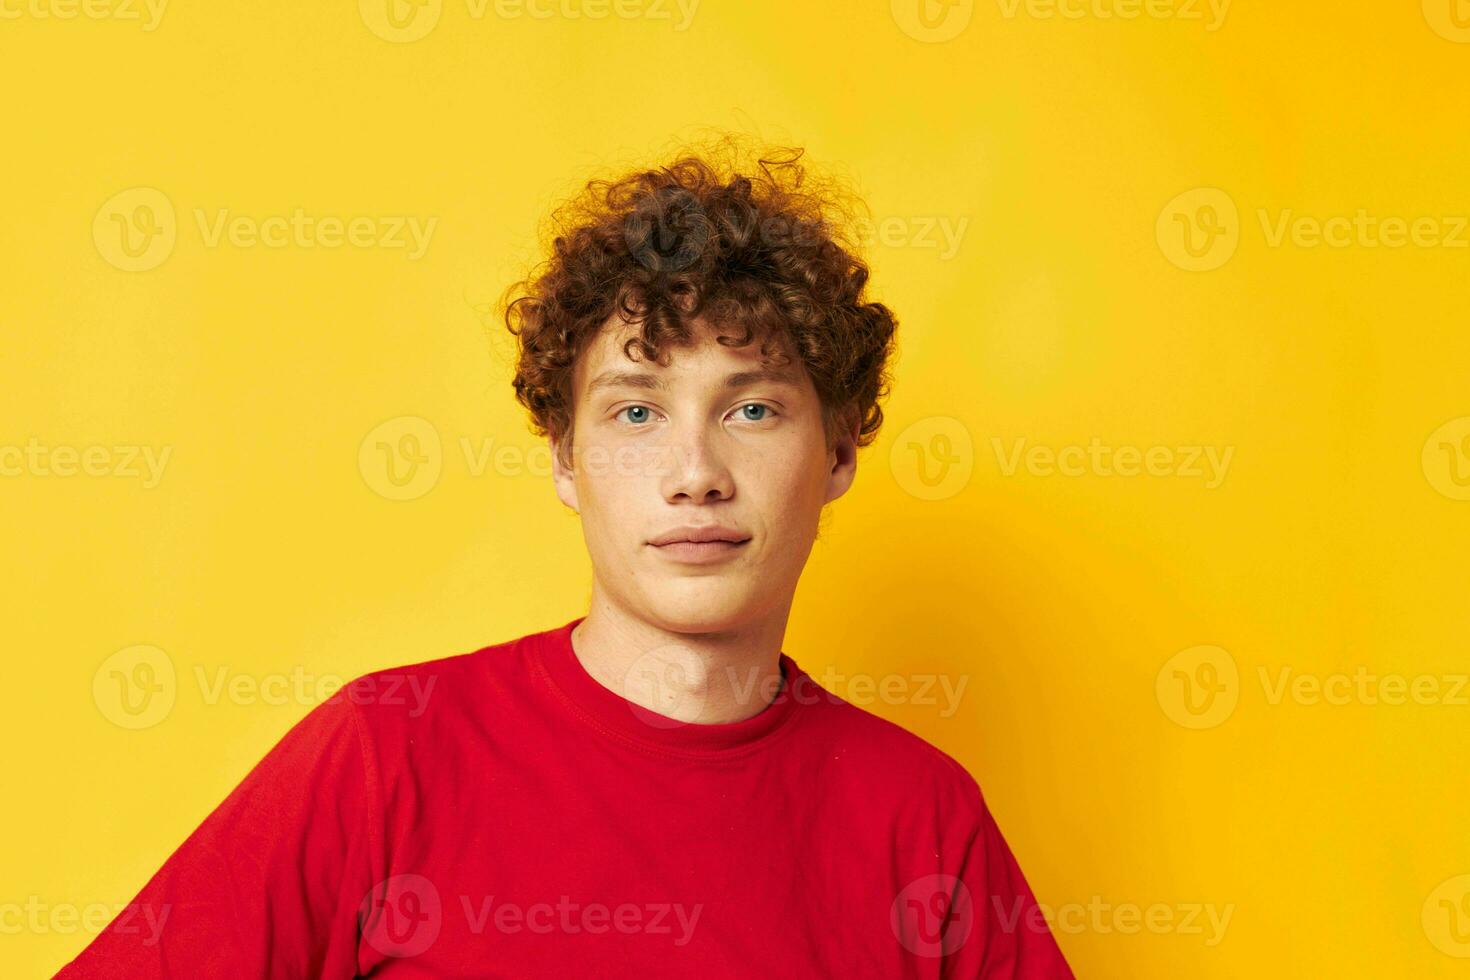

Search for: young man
xmin=57 ymin=145 xmax=1074 ymax=977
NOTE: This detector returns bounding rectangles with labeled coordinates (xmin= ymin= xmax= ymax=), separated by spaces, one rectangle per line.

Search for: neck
xmin=570 ymin=586 xmax=791 ymax=725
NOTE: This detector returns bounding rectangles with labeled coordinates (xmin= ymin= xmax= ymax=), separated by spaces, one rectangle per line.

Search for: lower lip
xmin=651 ymin=540 xmax=749 ymax=564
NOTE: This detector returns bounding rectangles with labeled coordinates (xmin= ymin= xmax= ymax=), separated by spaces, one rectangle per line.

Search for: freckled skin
xmin=551 ymin=314 xmax=859 ymax=637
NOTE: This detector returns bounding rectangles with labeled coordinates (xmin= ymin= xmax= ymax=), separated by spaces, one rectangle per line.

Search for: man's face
xmin=551 ymin=315 xmax=858 ymax=634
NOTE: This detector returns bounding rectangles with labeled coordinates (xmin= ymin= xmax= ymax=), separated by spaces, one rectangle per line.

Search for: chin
xmin=639 ymin=584 xmax=764 ymax=635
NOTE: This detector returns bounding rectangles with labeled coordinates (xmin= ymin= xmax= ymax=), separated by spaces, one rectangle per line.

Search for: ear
xmin=550 ymin=434 xmax=579 ymax=513
xmin=822 ymin=409 xmax=861 ymax=505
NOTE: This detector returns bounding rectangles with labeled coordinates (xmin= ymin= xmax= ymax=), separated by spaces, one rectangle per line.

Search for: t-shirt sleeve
xmin=53 ymin=690 xmax=380 ymax=979
xmin=942 ymin=776 xmax=1075 ymax=979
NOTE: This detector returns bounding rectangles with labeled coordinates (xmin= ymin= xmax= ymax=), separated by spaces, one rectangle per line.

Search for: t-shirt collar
xmin=533 ymin=615 xmax=807 ymax=758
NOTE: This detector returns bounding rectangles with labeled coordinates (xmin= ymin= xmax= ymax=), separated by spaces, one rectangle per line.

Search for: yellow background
xmin=4 ymin=0 xmax=1469 ymax=976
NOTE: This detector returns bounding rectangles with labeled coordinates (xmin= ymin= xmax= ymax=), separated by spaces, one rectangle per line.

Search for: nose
xmin=659 ymin=419 xmax=734 ymax=504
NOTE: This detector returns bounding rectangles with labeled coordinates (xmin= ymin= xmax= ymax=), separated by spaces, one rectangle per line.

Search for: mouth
xmin=649 ymin=537 xmax=751 ymax=564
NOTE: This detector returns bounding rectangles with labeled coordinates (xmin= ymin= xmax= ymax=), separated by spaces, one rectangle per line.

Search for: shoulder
xmin=787 ymin=666 xmax=988 ymax=818
xmin=326 ymin=623 xmax=545 ymax=735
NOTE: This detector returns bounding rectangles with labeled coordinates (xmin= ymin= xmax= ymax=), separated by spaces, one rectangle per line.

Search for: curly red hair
xmin=501 ymin=137 xmax=898 ymax=467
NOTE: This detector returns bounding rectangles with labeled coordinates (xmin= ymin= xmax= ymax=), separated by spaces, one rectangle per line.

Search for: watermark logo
xmin=95 ymin=189 xmax=436 ymax=267
xmin=1422 ymin=416 xmax=1470 ymax=501
xmin=891 ymin=873 xmax=974 ymax=957
xmin=1423 ymin=0 xmax=1470 ymax=42
xmin=891 ymin=0 xmax=974 ymax=42
xmin=93 ymin=645 xmax=177 ymax=730
xmin=624 ymin=186 xmax=710 ymax=274
xmin=356 ymin=876 xmax=701 ymax=952
xmin=93 ymin=647 xmax=437 ymax=729
xmin=360 ymin=0 xmax=443 ymax=41
xmin=1164 ymin=190 xmax=1470 ymax=269
xmin=1156 ymin=645 xmax=1238 ymax=729
xmin=94 ymin=187 xmax=177 ymax=272
xmin=360 ymin=416 xmax=444 ymax=500
xmin=1159 ymin=648 xmax=1469 ymax=728
xmin=1424 ymin=874 xmax=1470 ymax=957
xmin=360 ymin=874 xmax=443 ymax=958
xmin=890 ymin=416 xmax=975 ymax=501
xmin=1157 ymin=187 xmax=1239 ymax=272
xmin=622 ymin=642 xmax=710 ymax=729
xmin=360 ymin=0 xmax=699 ymax=39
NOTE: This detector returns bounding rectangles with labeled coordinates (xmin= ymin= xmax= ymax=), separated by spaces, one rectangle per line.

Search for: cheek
xmin=577 ymin=464 xmax=651 ymax=541
xmin=744 ymin=455 xmax=826 ymax=531
xmin=575 ymin=437 xmax=666 ymax=486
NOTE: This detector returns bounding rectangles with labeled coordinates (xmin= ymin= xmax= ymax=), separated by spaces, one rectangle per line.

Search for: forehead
xmin=574 ymin=315 xmax=805 ymax=393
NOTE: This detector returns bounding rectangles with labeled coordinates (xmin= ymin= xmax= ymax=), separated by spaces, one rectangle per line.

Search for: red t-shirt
xmin=56 ymin=616 xmax=1074 ymax=978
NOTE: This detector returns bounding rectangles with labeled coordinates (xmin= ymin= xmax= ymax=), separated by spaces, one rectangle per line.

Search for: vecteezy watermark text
xmin=0 ymin=439 xmax=171 ymax=488
xmin=94 ymin=644 xmax=439 ymax=730
xmin=0 ymin=898 xmax=170 ymax=944
xmin=0 ymin=0 xmax=167 ymax=30
xmin=93 ymin=188 xmax=438 ymax=272
xmin=991 ymin=437 xmax=1233 ymax=489
xmin=358 ymin=874 xmax=703 ymax=958
xmin=992 ymin=894 xmax=1234 ymax=946
xmin=193 ymin=208 xmax=436 ymax=258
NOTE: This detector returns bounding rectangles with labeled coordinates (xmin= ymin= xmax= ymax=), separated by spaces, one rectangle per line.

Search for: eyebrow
xmin=585 ymin=366 xmax=803 ymax=395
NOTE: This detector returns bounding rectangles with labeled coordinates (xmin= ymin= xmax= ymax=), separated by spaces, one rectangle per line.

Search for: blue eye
xmin=619 ymin=405 xmax=654 ymax=424
xmin=615 ymin=404 xmax=775 ymax=425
